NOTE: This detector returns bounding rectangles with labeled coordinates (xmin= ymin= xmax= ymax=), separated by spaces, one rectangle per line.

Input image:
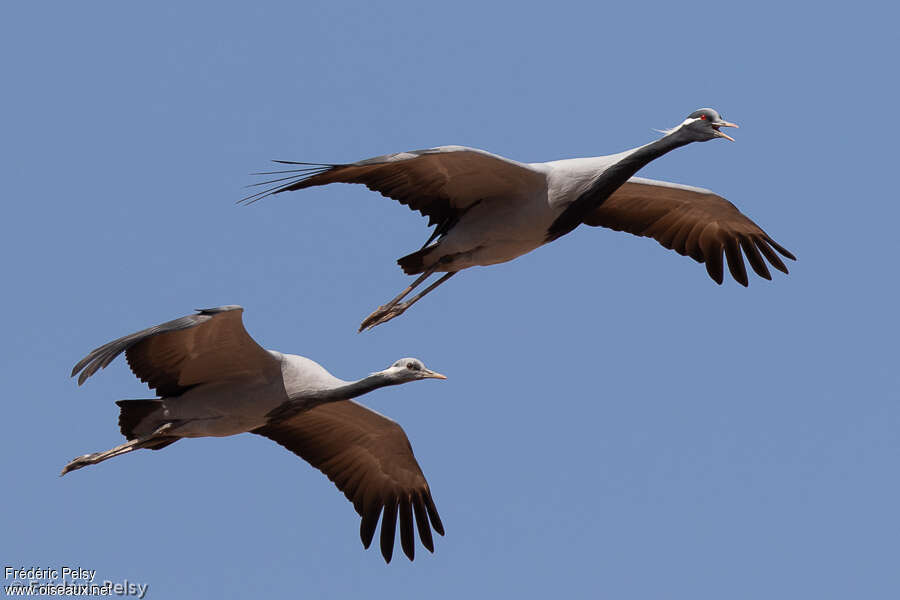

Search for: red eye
xmin=700 ymin=114 xmax=707 ymax=120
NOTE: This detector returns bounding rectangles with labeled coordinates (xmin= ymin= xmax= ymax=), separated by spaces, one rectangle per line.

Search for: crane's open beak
xmin=423 ymin=369 xmax=447 ymax=380
xmin=712 ymin=120 xmax=739 ymax=142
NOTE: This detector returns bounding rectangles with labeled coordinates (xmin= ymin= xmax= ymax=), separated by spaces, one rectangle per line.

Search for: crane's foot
xmin=60 ymin=452 xmax=102 ymax=476
xmin=359 ymin=301 xmax=410 ymax=332
xmin=60 ymin=424 xmax=176 ymax=476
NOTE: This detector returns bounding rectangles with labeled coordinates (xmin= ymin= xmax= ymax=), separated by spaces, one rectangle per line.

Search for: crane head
xmin=675 ymin=108 xmax=739 ymax=142
xmin=385 ymin=358 xmax=447 ymax=382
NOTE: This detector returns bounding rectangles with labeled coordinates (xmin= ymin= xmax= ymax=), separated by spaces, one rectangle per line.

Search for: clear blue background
xmin=3 ymin=2 xmax=897 ymax=598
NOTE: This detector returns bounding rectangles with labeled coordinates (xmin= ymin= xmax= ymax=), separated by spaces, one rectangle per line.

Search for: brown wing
xmin=583 ymin=177 xmax=796 ymax=285
xmin=253 ymin=400 xmax=444 ymax=563
xmin=71 ymin=305 xmax=280 ymax=396
xmin=244 ymin=145 xmax=546 ymax=230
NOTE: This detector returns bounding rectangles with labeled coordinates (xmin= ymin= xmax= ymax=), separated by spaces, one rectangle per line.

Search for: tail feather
xmin=397 ymin=248 xmax=429 ymax=275
xmin=115 ymin=399 xmax=162 ymax=440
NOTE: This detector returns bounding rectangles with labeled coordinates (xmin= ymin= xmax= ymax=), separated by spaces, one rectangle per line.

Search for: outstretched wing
xmin=244 ymin=145 xmax=546 ymax=230
xmin=253 ymin=400 xmax=444 ymax=563
xmin=71 ymin=305 xmax=280 ymax=396
xmin=583 ymin=177 xmax=796 ymax=285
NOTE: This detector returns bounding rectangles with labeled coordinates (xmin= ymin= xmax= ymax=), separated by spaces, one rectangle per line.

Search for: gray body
xmin=132 ymin=352 xmax=338 ymax=439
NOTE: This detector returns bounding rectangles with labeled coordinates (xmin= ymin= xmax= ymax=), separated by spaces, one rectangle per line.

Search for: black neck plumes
xmin=546 ymin=130 xmax=694 ymax=241
xmin=321 ymin=372 xmax=398 ymax=402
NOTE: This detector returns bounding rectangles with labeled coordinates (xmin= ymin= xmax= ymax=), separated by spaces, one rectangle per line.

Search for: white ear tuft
xmin=655 ymin=116 xmax=701 ymax=137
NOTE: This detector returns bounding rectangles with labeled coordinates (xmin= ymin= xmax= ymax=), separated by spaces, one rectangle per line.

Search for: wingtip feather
xmin=380 ymin=500 xmax=398 ymax=563
xmin=399 ymin=497 xmax=415 ymax=561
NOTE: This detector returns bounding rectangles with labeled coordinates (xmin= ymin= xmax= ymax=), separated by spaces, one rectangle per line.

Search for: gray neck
xmin=546 ymin=128 xmax=694 ymax=241
xmin=314 ymin=372 xmax=399 ymax=402
xmin=269 ymin=372 xmax=399 ymax=423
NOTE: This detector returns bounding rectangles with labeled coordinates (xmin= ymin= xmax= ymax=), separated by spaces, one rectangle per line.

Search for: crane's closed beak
xmin=713 ymin=120 xmax=739 ymax=142
xmin=423 ymin=369 xmax=447 ymax=380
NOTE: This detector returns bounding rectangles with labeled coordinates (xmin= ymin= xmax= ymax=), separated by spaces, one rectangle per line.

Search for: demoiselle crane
xmin=245 ymin=108 xmax=795 ymax=331
xmin=63 ymin=305 xmax=446 ymax=563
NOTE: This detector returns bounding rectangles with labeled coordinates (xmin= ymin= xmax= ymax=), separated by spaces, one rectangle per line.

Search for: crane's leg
xmin=357 ymin=264 xmax=440 ymax=331
xmin=60 ymin=424 xmax=176 ymax=476
xmin=359 ymin=272 xmax=457 ymax=331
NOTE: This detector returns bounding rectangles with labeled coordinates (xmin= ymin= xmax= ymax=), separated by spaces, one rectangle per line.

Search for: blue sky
xmin=3 ymin=1 xmax=898 ymax=598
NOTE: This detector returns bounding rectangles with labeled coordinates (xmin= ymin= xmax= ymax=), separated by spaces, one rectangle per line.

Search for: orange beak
xmin=713 ymin=120 xmax=739 ymax=142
